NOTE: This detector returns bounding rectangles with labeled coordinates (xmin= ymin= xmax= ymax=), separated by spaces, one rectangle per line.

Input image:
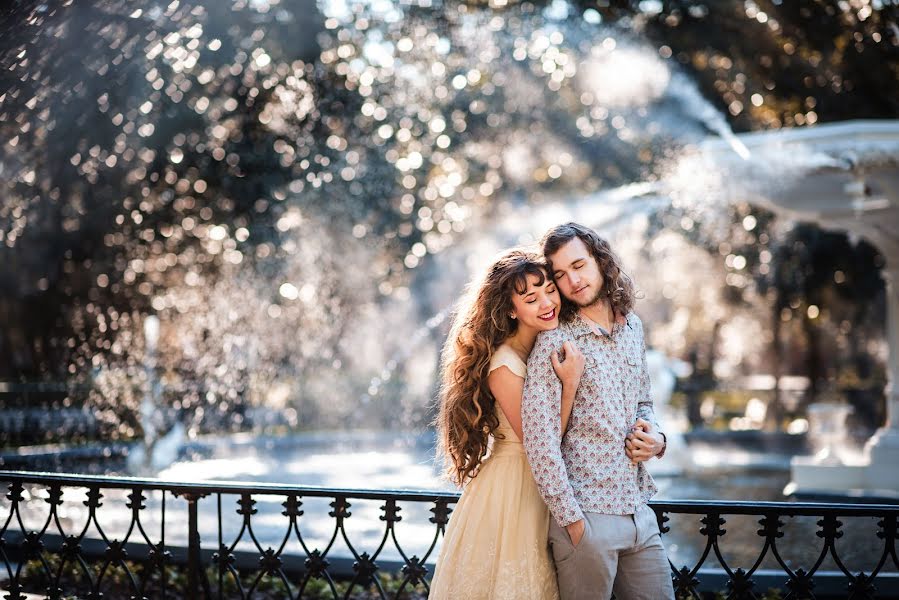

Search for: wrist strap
xmin=656 ymin=431 xmax=667 ymax=459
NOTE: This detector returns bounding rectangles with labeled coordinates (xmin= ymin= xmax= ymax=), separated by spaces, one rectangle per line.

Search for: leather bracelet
xmin=656 ymin=431 xmax=667 ymax=459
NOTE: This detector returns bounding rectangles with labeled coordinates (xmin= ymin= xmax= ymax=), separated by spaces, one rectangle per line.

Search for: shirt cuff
xmin=554 ymin=502 xmax=586 ymax=528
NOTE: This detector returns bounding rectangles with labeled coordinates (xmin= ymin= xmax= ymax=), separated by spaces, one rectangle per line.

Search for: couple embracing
xmin=430 ymin=223 xmax=675 ymax=600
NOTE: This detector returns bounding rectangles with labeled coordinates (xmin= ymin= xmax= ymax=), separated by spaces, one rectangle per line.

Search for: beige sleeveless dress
xmin=429 ymin=344 xmax=560 ymax=600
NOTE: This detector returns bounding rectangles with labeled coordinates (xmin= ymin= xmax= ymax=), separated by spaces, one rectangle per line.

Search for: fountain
xmin=0 ymin=0 xmax=891 ymax=516
xmin=127 ymin=315 xmax=185 ymax=474
xmin=691 ymin=120 xmax=899 ymax=499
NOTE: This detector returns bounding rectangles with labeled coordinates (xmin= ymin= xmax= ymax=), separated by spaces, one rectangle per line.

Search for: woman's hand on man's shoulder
xmin=527 ymin=327 xmax=566 ymax=368
xmin=551 ymin=341 xmax=585 ymax=386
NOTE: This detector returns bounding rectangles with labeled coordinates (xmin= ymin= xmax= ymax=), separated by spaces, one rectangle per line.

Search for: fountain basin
xmin=785 ymin=459 xmax=899 ymax=502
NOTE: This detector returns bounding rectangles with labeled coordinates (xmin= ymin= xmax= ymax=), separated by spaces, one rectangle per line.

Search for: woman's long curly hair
xmin=541 ymin=222 xmax=637 ymax=322
xmin=435 ymin=248 xmax=550 ymax=487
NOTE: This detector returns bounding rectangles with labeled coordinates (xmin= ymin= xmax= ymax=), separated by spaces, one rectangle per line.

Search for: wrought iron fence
xmin=0 ymin=470 xmax=897 ymax=599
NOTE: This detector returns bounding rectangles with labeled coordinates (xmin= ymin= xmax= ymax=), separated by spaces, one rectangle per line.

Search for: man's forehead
xmin=547 ymin=239 xmax=589 ymax=265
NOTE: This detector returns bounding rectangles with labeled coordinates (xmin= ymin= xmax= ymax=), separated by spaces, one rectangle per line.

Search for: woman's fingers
xmin=552 ymin=342 xmax=585 ymax=385
xmin=634 ymin=418 xmax=652 ymax=431
xmin=626 ymin=434 xmax=647 ymax=449
xmin=562 ymin=341 xmax=581 ymax=360
xmin=560 ymin=341 xmax=585 ymax=373
xmin=630 ymin=429 xmax=654 ymax=444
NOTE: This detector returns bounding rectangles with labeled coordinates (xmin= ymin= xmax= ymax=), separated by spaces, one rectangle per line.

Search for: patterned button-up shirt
xmin=522 ymin=310 xmax=659 ymax=527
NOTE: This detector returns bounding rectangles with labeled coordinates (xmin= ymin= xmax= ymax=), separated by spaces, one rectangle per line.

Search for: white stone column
xmin=864 ymin=264 xmax=899 ymax=488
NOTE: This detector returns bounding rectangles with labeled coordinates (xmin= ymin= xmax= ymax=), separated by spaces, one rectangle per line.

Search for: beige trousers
xmin=547 ymin=504 xmax=674 ymax=600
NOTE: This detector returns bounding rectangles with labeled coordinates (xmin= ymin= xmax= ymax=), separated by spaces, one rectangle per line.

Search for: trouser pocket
xmin=549 ymin=517 xmax=589 ymax=564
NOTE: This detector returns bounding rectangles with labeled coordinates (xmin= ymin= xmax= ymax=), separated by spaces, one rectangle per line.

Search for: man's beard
xmin=570 ymin=284 xmax=605 ymax=308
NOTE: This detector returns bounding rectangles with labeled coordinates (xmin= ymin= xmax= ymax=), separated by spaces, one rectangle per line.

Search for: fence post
xmin=181 ymin=491 xmax=210 ymax=599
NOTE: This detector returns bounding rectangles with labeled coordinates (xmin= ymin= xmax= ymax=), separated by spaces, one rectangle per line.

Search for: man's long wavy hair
xmin=435 ymin=249 xmax=550 ymax=487
xmin=541 ymin=222 xmax=636 ymax=322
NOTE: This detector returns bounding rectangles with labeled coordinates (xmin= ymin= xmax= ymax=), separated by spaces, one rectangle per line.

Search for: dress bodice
xmin=494 ymin=407 xmax=519 ymax=444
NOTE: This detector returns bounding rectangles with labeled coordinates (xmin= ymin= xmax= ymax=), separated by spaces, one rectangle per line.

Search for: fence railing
xmin=0 ymin=470 xmax=897 ymax=599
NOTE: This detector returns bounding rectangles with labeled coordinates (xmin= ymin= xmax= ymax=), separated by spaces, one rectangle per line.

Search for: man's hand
xmin=625 ymin=418 xmax=665 ymax=463
xmin=566 ymin=518 xmax=586 ymax=547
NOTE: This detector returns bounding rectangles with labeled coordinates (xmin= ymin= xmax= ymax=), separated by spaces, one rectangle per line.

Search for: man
xmin=522 ymin=222 xmax=674 ymax=600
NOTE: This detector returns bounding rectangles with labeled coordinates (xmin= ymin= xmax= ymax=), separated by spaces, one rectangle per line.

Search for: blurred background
xmin=1 ymin=0 xmax=897 ymax=508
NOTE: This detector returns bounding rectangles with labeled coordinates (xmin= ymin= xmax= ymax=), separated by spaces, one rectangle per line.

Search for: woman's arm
xmin=488 ymin=367 xmax=526 ymax=441
xmin=490 ymin=340 xmax=585 ymax=442
xmin=522 ymin=332 xmax=584 ymax=528
xmin=559 ymin=380 xmax=577 ymax=435
xmin=551 ymin=341 xmax=585 ymax=436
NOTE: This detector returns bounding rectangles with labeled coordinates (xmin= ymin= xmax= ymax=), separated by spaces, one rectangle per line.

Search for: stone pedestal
xmin=788 ymin=459 xmax=867 ymax=493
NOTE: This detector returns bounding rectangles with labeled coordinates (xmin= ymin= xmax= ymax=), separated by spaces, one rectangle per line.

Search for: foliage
xmin=0 ymin=0 xmax=893 ymax=433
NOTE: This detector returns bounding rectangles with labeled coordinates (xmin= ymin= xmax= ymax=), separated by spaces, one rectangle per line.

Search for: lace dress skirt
xmin=429 ymin=438 xmax=560 ymax=600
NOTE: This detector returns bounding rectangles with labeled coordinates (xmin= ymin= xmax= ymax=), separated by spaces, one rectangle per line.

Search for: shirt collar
xmin=572 ymin=309 xmax=633 ymax=339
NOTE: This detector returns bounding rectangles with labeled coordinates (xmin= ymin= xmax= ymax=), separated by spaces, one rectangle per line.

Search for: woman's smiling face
xmin=509 ymin=272 xmax=561 ymax=332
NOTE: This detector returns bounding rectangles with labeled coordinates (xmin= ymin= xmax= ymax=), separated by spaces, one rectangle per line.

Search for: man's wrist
xmin=655 ymin=431 xmax=667 ymax=458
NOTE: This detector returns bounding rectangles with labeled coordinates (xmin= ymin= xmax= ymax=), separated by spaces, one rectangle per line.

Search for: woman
xmin=430 ymin=249 xmax=585 ymax=600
